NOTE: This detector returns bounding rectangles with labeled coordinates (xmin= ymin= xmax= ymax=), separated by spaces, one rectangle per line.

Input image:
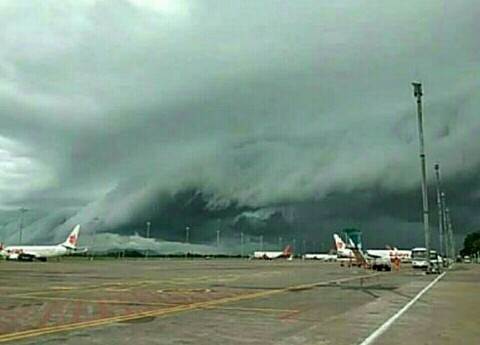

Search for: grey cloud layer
xmin=0 ymin=0 xmax=478 ymax=248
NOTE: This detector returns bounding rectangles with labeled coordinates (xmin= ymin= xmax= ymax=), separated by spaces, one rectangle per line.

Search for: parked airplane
xmin=366 ymin=248 xmax=412 ymax=263
xmin=252 ymin=245 xmax=293 ymax=260
xmin=303 ymin=253 xmax=337 ymax=261
xmin=333 ymin=234 xmax=355 ymax=259
xmin=333 ymin=233 xmax=411 ymax=262
xmin=0 ymin=224 xmax=83 ymax=262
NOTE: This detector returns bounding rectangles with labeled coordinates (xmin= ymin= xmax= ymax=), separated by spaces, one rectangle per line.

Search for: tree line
xmin=460 ymin=231 xmax=480 ymax=256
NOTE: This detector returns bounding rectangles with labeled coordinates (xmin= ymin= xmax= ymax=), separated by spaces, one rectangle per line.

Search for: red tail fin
xmin=283 ymin=245 xmax=292 ymax=256
xmin=62 ymin=224 xmax=81 ymax=248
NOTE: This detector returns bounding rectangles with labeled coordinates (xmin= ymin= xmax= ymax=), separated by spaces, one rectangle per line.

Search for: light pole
xmin=145 ymin=221 xmax=151 ymax=260
xmin=216 ymin=229 xmax=220 ymax=247
xmin=445 ymin=207 xmax=455 ymax=260
xmin=441 ymin=192 xmax=450 ymax=262
xmin=278 ymin=236 xmax=283 ymax=249
xmin=260 ymin=235 xmax=263 ymax=251
xmin=0 ymin=225 xmax=4 ymax=248
xmin=18 ymin=208 xmax=27 ymax=245
xmin=90 ymin=217 xmax=99 ymax=261
xmin=412 ymin=82 xmax=431 ymax=271
xmin=185 ymin=226 xmax=190 ymax=244
xmin=434 ymin=163 xmax=444 ymax=258
xmin=91 ymin=226 xmax=96 ymax=261
xmin=240 ymin=232 xmax=244 ymax=257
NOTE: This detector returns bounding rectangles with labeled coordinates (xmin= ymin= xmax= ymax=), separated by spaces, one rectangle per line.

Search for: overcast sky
xmin=0 ymin=0 xmax=478 ymax=251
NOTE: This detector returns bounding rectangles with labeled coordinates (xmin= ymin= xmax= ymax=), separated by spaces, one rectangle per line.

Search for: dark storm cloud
xmin=0 ymin=0 xmax=479 ymax=250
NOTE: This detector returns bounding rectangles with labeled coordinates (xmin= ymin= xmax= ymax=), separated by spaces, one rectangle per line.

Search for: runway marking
xmin=167 ymin=274 xmax=241 ymax=285
xmin=202 ymin=306 xmax=297 ymax=314
xmin=9 ymin=275 xmax=241 ymax=298
xmin=71 ymin=301 xmax=82 ymax=323
xmin=12 ymin=281 xmax=157 ymax=297
xmin=7 ymin=295 xmax=177 ymax=307
xmin=38 ymin=302 xmax=55 ymax=328
xmin=98 ymin=302 xmax=108 ymax=318
xmin=358 ymin=272 xmax=446 ymax=345
xmin=5 ymin=273 xmax=244 ymax=298
xmin=0 ymin=301 xmax=42 ymax=333
xmin=278 ymin=308 xmax=307 ymax=321
xmin=0 ymin=273 xmax=379 ymax=343
xmin=156 ymin=288 xmax=215 ymax=293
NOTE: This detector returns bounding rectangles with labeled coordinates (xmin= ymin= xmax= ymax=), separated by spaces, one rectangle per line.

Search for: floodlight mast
xmin=145 ymin=221 xmax=151 ymax=260
xmin=445 ymin=207 xmax=455 ymax=260
xmin=434 ymin=163 xmax=444 ymax=258
xmin=412 ymin=82 xmax=431 ymax=270
xmin=441 ymin=192 xmax=450 ymax=260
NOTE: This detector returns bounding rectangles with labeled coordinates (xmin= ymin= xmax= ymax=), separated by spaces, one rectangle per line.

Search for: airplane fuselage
xmin=303 ymin=253 xmax=337 ymax=261
xmin=1 ymin=245 xmax=70 ymax=261
xmin=253 ymin=251 xmax=289 ymax=260
xmin=366 ymin=249 xmax=412 ymax=262
xmin=336 ymin=248 xmax=355 ymax=258
xmin=0 ymin=224 xmax=82 ymax=262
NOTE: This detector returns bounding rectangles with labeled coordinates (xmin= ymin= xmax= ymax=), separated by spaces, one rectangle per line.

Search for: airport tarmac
xmin=0 ymin=259 xmax=477 ymax=344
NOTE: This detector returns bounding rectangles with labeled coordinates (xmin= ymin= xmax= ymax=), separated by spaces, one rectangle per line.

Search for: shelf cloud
xmin=0 ymin=0 xmax=479 ymax=251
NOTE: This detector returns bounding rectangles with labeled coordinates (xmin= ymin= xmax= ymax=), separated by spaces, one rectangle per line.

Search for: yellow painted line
xmin=156 ymin=288 xmax=213 ymax=293
xmin=170 ymin=275 xmax=211 ymax=282
xmin=203 ymin=306 xmax=297 ymax=314
xmin=168 ymin=274 xmax=241 ymax=284
xmin=12 ymin=281 xmax=155 ymax=297
xmin=0 ymin=273 xmax=379 ymax=343
xmin=7 ymin=295 xmax=177 ymax=307
xmin=12 ymin=284 xmax=122 ymax=297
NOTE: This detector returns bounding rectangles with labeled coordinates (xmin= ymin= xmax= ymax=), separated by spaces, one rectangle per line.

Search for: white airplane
xmin=303 ymin=253 xmax=337 ymax=261
xmin=366 ymin=248 xmax=412 ymax=263
xmin=0 ymin=224 xmax=83 ymax=262
xmin=252 ymin=245 xmax=293 ymax=260
xmin=333 ymin=233 xmax=374 ymax=267
xmin=333 ymin=234 xmax=355 ymax=259
xmin=333 ymin=233 xmax=411 ymax=262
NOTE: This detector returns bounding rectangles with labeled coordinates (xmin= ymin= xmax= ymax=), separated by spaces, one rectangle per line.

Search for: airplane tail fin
xmin=333 ymin=234 xmax=346 ymax=251
xmin=283 ymin=245 xmax=293 ymax=256
xmin=61 ymin=224 xmax=81 ymax=249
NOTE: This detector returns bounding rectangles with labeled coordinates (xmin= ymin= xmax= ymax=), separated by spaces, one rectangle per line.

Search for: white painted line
xmin=358 ymin=271 xmax=446 ymax=345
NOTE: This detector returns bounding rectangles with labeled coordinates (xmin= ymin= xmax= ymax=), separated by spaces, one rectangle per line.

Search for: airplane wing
xmin=73 ymin=247 xmax=88 ymax=253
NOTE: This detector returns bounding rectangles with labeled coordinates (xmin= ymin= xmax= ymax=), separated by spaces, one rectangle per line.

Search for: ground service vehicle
xmin=371 ymin=256 xmax=392 ymax=271
xmin=411 ymin=248 xmax=441 ymax=269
